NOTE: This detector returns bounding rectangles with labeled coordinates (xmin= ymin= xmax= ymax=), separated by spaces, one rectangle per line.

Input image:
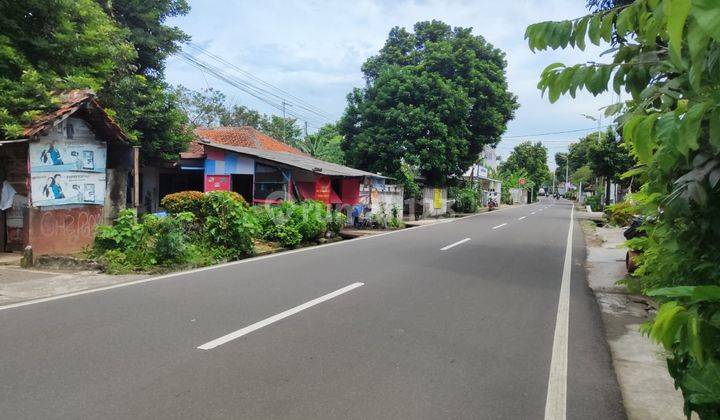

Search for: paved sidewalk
xmin=582 ymin=220 xmax=687 ymax=420
xmin=0 ymin=266 xmax=149 ymax=306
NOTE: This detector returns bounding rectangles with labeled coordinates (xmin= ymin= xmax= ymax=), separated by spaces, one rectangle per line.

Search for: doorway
xmin=232 ymin=174 xmax=254 ymax=203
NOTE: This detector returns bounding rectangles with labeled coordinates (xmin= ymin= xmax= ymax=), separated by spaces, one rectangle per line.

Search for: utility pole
xmin=304 ymin=121 xmax=308 ymax=138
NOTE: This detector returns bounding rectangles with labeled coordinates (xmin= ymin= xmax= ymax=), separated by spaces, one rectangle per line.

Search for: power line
xmin=502 ymin=125 xmax=614 ymax=139
xmin=185 ymin=43 xmax=334 ymax=121
xmin=178 ymin=51 xmax=328 ymax=130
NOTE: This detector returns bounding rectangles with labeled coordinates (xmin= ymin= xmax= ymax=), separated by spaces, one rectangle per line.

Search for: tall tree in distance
xmin=340 ymin=20 xmax=518 ymax=185
xmin=499 ymin=141 xmax=550 ymax=196
xmin=296 ymin=123 xmax=345 ymax=164
xmin=588 ymin=129 xmax=634 ymax=205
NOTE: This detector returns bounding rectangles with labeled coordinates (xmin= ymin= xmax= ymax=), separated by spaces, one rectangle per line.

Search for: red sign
xmin=519 ymin=178 xmax=526 ymax=186
xmin=205 ymin=175 xmax=231 ymax=192
xmin=315 ymin=176 xmax=331 ymax=204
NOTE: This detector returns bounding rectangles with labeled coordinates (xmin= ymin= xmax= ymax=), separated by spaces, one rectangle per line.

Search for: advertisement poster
xmin=433 ymin=188 xmax=442 ymax=209
xmin=29 ymin=118 xmax=107 ymax=206
xmin=30 ymin=172 xmax=106 ymax=207
xmin=204 ymin=175 xmax=231 ymax=192
xmin=315 ymin=176 xmax=331 ymax=204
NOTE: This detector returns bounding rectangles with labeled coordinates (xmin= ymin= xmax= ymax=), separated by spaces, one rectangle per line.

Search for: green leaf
xmin=680 ymin=102 xmax=709 ymax=152
xmin=588 ymin=14 xmax=602 ymax=46
xmin=623 ymin=114 xmax=645 ymax=143
xmin=634 ymin=114 xmax=658 ymax=163
xmin=600 ymin=11 xmax=616 ymax=43
xmin=574 ymin=16 xmax=589 ymax=50
xmin=681 ymin=359 xmax=720 ymax=404
xmin=691 ymin=0 xmax=720 ymax=42
xmin=616 ymin=6 xmax=636 ymax=38
xmin=665 ymin=0 xmax=692 ymax=67
xmin=686 ymin=18 xmax=710 ymax=91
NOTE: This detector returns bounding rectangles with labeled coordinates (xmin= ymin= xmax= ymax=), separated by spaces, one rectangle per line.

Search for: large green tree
xmin=526 ymin=1 xmax=720 ymax=417
xmin=339 ymin=20 xmax=518 ymax=185
xmin=96 ymin=0 xmax=193 ymax=162
xmin=499 ymin=141 xmax=551 ymax=195
xmin=0 ymin=0 xmax=134 ymax=138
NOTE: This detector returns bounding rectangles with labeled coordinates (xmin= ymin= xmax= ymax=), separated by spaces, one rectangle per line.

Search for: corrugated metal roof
xmin=202 ymin=141 xmax=390 ymax=179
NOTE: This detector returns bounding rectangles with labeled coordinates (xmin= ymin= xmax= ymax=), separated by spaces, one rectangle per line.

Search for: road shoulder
xmin=580 ymin=217 xmax=686 ymax=420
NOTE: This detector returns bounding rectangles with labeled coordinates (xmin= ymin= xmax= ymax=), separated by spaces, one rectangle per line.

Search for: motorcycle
xmin=487 ymin=197 xmax=498 ymax=211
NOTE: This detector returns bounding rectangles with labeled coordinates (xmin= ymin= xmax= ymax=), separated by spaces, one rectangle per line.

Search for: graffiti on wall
xmin=28 ymin=118 xmax=107 ymax=207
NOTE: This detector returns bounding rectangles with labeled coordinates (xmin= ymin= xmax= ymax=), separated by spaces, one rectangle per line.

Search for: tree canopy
xmin=339 ymin=20 xmax=518 ymax=185
xmin=499 ymin=141 xmax=550 ymax=192
xmin=0 ymin=0 xmax=194 ymax=161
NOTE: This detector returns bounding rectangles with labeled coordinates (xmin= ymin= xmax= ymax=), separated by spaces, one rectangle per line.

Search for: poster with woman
xmin=28 ymin=118 xmax=108 ymax=207
xmin=30 ymin=172 xmax=106 ymax=207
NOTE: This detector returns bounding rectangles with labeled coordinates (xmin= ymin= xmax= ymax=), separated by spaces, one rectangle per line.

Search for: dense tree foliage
xmin=0 ymin=0 xmax=134 ymax=138
xmin=0 ymin=0 xmax=193 ymax=161
xmin=340 ymin=20 xmax=518 ymax=185
xmin=587 ymin=130 xmax=635 ymax=204
xmin=499 ymin=141 xmax=550 ymax=195
xmin=96 ymin=0 xmax=193 ymax=162
xmin=527 ymin=1 xmax=720 ymax=417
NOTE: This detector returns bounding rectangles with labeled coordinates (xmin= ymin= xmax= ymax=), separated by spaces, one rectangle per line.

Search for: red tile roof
xmin=190 ymin=126 xmax=305 ymax=159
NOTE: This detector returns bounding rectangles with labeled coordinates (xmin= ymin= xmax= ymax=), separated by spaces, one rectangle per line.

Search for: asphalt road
xmin=0 ymin=198 xmax=624 ymax=419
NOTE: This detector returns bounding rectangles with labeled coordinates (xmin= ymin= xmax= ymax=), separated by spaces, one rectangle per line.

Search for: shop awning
xmin=296 ymin=182 xmax=315 ymax=200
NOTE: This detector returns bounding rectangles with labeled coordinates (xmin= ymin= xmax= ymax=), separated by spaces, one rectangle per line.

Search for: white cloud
xmin=166 ymin=0 xmax=616 ymax=166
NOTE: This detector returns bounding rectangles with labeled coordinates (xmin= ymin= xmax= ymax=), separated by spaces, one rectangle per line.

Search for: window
xmin=254 ymin=164 xmax=286 ymax=201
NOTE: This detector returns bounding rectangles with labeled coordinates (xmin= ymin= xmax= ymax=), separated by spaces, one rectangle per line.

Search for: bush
xmin=452 ymin=188 xmax=479 ymax=213
xmin=328 ymin=210 xmax=347 ymax=235
xmin=605 ymin=201 xmax=635 ymax=227
xmin=148 ymin=212 xmax=195 ymax=264
xmin=265 ymin=223 xmax=303 ymax=248
xmin=585 ymin=194 xmax=603 ymax=212
xmin=501 ymin=188 xmax=512 ymax=205
xmin=161 ymin=191 xmax=206 ymax=217
xmin=203 ymin=191 xmax=258 ymax=256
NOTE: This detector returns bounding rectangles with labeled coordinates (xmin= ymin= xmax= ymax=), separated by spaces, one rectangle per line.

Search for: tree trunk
xmin=605 ymin=177 xmax=611 ymax=206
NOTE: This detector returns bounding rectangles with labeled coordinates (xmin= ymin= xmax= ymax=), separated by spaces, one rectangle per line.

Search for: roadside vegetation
xmin=89 ymin=191 xmax=347 ymax=274
xmin=527 ymin=0 xmax=720 ymax=417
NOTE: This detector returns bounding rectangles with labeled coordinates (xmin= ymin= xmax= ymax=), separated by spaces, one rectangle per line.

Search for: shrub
xmin=203 ymin=191 xmax=258 ymax=256
xmin=265 ymin=223 xmax=303 ymax=248
xmin=585 ymin=194 xmax=603 ymax=212
xmin=389 ymin=204 xmax=402 ymax=228
xmin=501 ymin=188 xmax=512 ymax=205
xmin=328 ymin=210 xmax=348 ymax=235
xmin=161 ymin=191 xmax=206 ymax=217
xmin=605 ymin=201 xmax=635 ymax=227
xmin=293 ymin=200 xmax=329 ymax=241
xmin=150 ymin=212 xmax=195 ymax=265
xmin=452 ymin=188 xmax=479 ymax=213
xmin=93 ymin=209 xmax=146 ymax=255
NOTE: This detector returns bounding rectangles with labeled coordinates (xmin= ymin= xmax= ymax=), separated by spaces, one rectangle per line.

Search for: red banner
xmin=315 ymin=176 xmax=331 ymax=204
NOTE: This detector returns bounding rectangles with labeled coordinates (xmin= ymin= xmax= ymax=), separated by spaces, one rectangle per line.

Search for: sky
xmin=166 ymin=0 xmax=616 ymax=169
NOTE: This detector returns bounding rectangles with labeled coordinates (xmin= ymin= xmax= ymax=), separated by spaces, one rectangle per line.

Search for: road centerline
xmin=197 ymin=282 xmax=364 ymax=350
xmin=440 ymin=238 xmax=471 ymax=251
xmin=492 ymin=223 xmax=507 ymax=229
xmin=544 ymin=205 xmax=575 ymax=419
xmin=518 ymin=216 xmax=527 ymax=220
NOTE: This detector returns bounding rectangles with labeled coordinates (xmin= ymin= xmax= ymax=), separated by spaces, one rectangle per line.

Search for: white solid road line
xmin=440 ymin=237 xmax=471 ymax=251
xmin=531 ymin=211 xmax=536 ymax=215
xmin=518 ymin=216 xmax=527 ymax=220
xmin=492 ymin=223 xmax=507 ymax=229
xmin=544 ymin=205 xmax=574 ymax=420
xmin=198 ymin=282 xmax=364 ymax=350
